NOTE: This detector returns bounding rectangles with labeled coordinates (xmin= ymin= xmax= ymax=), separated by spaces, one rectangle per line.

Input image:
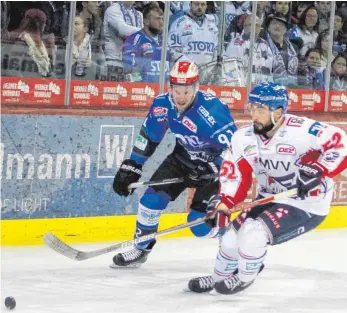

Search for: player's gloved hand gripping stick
xmin=43 ymin=188 xmax=297 ymax=261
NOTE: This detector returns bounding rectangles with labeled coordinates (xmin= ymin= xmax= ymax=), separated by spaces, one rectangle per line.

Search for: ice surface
xmin=1 ymin=229 xmax=347 ymax=313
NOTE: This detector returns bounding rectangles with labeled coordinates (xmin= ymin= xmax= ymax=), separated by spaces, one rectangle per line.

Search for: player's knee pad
xmin=187 ymin=209 xmax=213 ymax=237
xmin=237 ymin=219 xmax=269 ymax=255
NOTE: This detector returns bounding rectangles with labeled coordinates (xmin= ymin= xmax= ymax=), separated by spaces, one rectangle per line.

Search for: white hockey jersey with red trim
xmin=219 ymin=114 xmax=347 ymax=216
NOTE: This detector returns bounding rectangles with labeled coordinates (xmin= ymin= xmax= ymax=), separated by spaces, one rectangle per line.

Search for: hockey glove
xmin=296 ymin=163 xmax=324 ymax=200
xmin=113 ymin=159 xmax=143 ymax=197
xmin=185 ymin=162 xmax=219 ymax=187
xmin=205 ymin=195 xmax=232 ymax=238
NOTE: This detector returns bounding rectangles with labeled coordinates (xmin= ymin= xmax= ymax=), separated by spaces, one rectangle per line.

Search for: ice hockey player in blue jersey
xmin=112 ymin=61 xmax=237 ymax=267
xmin=122 ymin=3 xmax=170 ymax=83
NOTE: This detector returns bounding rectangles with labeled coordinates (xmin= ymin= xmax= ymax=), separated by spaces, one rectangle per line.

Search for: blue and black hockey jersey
xmin=130 ymin=91 xmax=237 ymax=168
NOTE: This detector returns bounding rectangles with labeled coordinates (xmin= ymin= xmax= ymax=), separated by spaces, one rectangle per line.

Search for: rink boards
xmin=2 ymin=208 xmax=347 ymax=245
xmin=1 ymin=112 xmax=347 ymax=245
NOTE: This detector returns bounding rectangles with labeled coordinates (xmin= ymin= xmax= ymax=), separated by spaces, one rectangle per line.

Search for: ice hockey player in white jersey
xmin=187 ymin=82 xmax=347 ymax=295
xmin=168 ymin=1 xmax=219 ymax=66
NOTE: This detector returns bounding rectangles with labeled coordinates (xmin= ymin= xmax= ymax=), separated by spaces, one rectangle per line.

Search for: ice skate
xmin=211 ymin=264 xmax=265 ymax=295
xmin=186 ymin=275 xmax=215 ymax=293
xmin=111 ymin=241 xmax=156 ymax=268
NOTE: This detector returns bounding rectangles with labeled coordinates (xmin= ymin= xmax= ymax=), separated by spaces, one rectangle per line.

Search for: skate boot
xmin=187 ymin=276 xmax=215 ymax=293
xmin=213 ymin=263 xmax=265 ymax=295
xmin=111 ymin=241 xmax=156 ymax=268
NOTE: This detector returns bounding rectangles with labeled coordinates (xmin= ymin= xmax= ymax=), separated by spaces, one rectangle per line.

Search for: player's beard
xmin=253 ymin=120 xmax=274 ymax=137
xmin=148 ymin=26 xmax=161 ymax=36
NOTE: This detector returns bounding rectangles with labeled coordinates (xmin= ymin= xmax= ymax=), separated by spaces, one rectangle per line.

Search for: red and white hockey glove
xmin=205 ymin=195 xmax=233 ymax=237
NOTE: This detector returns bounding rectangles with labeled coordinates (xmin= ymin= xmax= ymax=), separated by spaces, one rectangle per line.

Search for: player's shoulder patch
xmin=150 ymin=95 xmax=169 ymax=121
xmin=308 ymin=120 xmax=325 ymax=137
xmin=286 ymin=115 xmax=305 ymax=127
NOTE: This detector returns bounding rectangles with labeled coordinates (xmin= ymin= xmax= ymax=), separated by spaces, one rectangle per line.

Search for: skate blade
xmin=109 ymin=263 xmax=143 ymax=269
xmin=182 ymin=286 xmax=192 ymax=292
xmin=182 ymin=286 xmax=214 ymax=294
xmin=209 ymin=289 xmax=221 ymax=296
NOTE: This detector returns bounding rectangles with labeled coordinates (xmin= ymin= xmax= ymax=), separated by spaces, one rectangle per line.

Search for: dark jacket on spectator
xmin=298 ymin=66 xmax=324 ymax=89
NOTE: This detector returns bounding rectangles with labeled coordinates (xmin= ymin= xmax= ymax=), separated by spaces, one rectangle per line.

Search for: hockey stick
xmin=43 ymin=216 xmax=206 ymax=261
xmin=128 ymin=173 xmax=218 ymax=189
xmin=43 ymin=188 xmax=297 ymax=261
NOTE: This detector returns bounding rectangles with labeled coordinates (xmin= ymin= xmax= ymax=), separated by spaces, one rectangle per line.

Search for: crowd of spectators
xmin=1 ymin=1 xmax=347 ymax=91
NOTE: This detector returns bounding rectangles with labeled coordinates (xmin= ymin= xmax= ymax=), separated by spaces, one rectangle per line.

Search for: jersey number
xmin=322 ymin=132 xmax=344 ymax=151
xmin=220 ymin=161 xmax=237 ymax=179
xmin=218 ymin=130 xmax=233 ymax=146
xmin=170 ymin=34 xmax=182 ymax=45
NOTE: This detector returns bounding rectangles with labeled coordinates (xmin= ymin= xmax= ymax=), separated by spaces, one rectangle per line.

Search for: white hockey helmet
xmin=169 ymin=61 xmax=199 ymax=86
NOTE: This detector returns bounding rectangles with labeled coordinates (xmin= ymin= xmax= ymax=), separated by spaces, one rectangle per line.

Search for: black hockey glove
xmin=205 ymin=195 xmax=231 ymax=238
xmin=296 ymin=163 xmax=324 ymax=200
xmin=184 ymin=162 xmax=219 ymax=187
xmin=113 ymin=159 xmax=142 ymax=197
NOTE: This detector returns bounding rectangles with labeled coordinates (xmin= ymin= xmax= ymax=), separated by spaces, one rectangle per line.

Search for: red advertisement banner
xmin=1 ymin=77 xmax=65 ymax=106
xmin=69 ymin=81 xmax=326 ymax=112
xmin=199 ymin=85 xmax=247 ymax=110
xmin=328 ymin=91 xmax=347 ymax=112
xmin=0 ymin=77 xmax=328 ymax=112
xmin=70 ymin=81 xmax=160 ymax=108
xmin=287 ymin=89 xmax=325 ymax=112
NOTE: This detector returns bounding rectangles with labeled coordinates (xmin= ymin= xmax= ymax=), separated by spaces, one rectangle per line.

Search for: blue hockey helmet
xmin=248 ymin=82 xmax=289 ymax=114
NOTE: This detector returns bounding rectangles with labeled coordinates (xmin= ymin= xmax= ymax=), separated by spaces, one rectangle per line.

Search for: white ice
xmin=1 ymin=229 xmax=347 ymax=313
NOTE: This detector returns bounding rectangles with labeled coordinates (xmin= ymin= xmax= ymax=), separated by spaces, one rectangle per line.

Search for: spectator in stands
xmin=122 ymin=2 xmax=169 ymax=83
xmin=270 ymin=1 xmax=300 ymax=27
xmin=168 ymin=1 xmax=219 ymax=66
xmin=256 ymin=2 xmax=269 ymax=39
xmin=314 ymin=30 xmax=329 ymax=67
xmin=256 ymin=1 xmax=268 ymax=25
xmin=104 ymin=1 xmax=143 ymax=81
xmin=72 ymin=16 xmax=92 ymax=77
xmin=315 ymin=1 xmax=331 ymax=33
xmin=266 ymin=13 xmax=298 ymax=87
xmin=224 ymin=15 xmax=273 ymax=85
xmin=225 ymin=1 xmax=251 ymax=25
xmin=4 ymin=9 xmax=53 ymax=77
xmin=286 ymin=6 xmax=320 ymax=58
xmin=292 ymin=2 xmax=309 ymax=24
xmin=273 ymin=1 xmax=290 ymax=17
xmin=327 ymin=53 xmax=347 ymax=91
xmin=1 ymin=1 xmax=11 ymax=38
xmin=224 ymin=1 xmax=251 ymax=46
xmin=337 ymin=4 xmax=347 ymax=44
xmin=333 ymin=13 xmax=347 ymax=55
xmin=168 ymin=1 xmax=189 ymax=30
xmin=77 ymin=1 xmax=101 ymax=40
xmin=297 ymin=48 xmax=324 ymax=89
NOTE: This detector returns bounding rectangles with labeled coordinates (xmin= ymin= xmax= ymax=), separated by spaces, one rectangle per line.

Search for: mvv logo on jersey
xmin=276 ymin=144 xmax=296 ymax=155
xmin=182 ymin=116 xmax=197 ymax=133
xmin=97 ymin=125 xmax=134 ymax=178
